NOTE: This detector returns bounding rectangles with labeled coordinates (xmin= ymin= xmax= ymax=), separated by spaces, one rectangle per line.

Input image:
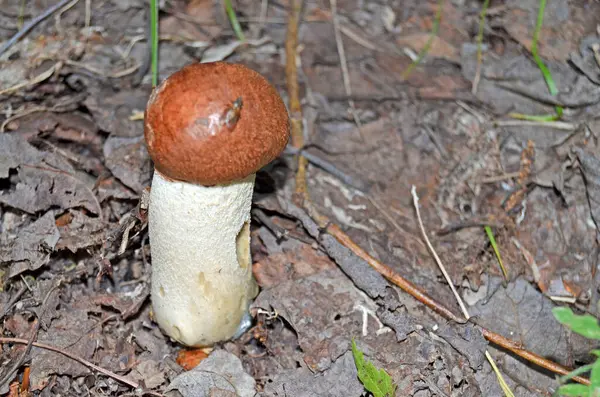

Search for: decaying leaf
xmin=130 ymin=360 xmax=166 ymax=389
xmin=263 ymin=350 xmax=364 ymax=397
xmin=103 ymin=135 xmax=152 ymax=194
xmin=167 ymin=350 xmax=255 ymax=397
xmin=0 ymin=134 xmax=100 ymax=215
xmin=573 ymin=147 xmax=600 ymax=237
xmin=55 ymin=210 xmax=106 ymax=253
xmin=83 ymin=88 xmax=150 ymax=138
xmin=0 ymin=211 xmax=59 ymax=278
xmin=29 ymin=308 xmax=100 ymax=390
xmin=252 ymin=269 xmax=379 ymax=371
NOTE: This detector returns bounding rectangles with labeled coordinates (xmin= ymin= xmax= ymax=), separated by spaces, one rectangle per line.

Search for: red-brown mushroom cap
xmin=144 ymin=62 xmax=290 ymax=186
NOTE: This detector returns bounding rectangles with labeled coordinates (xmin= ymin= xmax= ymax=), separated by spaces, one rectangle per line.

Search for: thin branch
xmin=285 ymin=0 xmax=309 ymax=198
xmin=472 ymin=0 xmax=490 ymax=94
xmin=0 ymin=283 xmax=60 ymax=389
xmin=411 ymin=186 xmax=470 ymax=319
xmin=0 ymin=338 xmax=164 ymax=395
xmin=0 ymin=284 xmax=28 ymax=321
xmin=284 ymin=145 xmax=369 ymax=192
xmin=330 ymin=0 xmax=364 ymax=139
xmin=280 ymin=0 xmax=588 ymax=387
xmin=0 ymin=0 xmax=73 ymax=56
xmin=324 ymin=218 xmax=590 ymax=385
xmin=325 ymin=222 xmax=465 ymax=323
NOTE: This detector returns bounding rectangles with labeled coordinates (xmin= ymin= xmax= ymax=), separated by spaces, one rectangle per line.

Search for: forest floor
xmin=1 ymin=0 xmax=600 ymax=396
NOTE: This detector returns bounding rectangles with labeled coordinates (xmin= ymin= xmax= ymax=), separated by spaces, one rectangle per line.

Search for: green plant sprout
xmin=484 ymin=225 xmax=508 ymax=285
xmin=150 ymin=0 xmax=159 ymax=87
xmin=475 ymin=0 xmax=490 ymax=67
xmin=509 ymin=0 xmax=563 ymax=122
xmin=553 ymin=307 xmax=600 ymax=396
xmin=401 ymin=0 xmax=443 ymax=80
xmin=351 ymin=338 xmax=396 ymax=397
xmin=224 ymin=0 xmax=246 ymax=42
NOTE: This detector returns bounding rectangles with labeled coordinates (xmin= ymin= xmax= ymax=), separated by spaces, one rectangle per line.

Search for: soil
xmin=1 ymin=0 xmax=599 ymax=396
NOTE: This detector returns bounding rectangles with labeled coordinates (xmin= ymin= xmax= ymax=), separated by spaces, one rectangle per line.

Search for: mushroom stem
xmin=148 ymin=171 xmax=258 ymax=346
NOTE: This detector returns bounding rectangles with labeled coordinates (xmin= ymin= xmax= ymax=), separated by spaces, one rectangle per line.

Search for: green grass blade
xmin=484 ymin=226 xmax=508 ymax=284
xmin=401 ymin=0 xmax=443 ymax=79
xmin=150 ymin=0 xmax=159 ymax=87
xmin=557 ymin=363 xmax=595 ymax=385
xmin=475 ymin=0 xmax=490 ymax=64
xmin=589 ymin=357 xmax=600 ymax=394
xmin=531 ymin=0 xmax=562 ymax=117
xmin=507 ymin=112 xmax=560 ymax=122
xmin=485 ymin=351 xmax=515 ymax=397
xmin=224 ymin=0 xmax=246 ymax=42
xmin=510 ymin=0 xmax=562 ymax=121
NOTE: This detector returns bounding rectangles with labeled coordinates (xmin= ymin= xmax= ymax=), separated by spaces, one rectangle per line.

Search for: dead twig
xmin=476 ymin=172 xmax=522 ymax=184
xmin=0 ymin=337 xmax=163 ymax=396
xmin=411 ymin=186 xmax=470 ymax=319
xmin=0 ymin=62 xmax=59 ymax=96
xmin=252 ymin=208 xmax=288 ymax=240
xmin=325 ymin=222 xmax=465 ymax=323
xmin=330 ymin=0 xmax=364 ymax=139
xmin=284 ymin=145 xmax=370 ymax=192
xmin=54 ymin=0 xmax=79 ymax=33
xmin=285 ymin=0 xmax=309 ymax=198
xmin=472 ymin=0 xmax=490 ymax=94
xmin=413 ymin=187 xmax=518 ymax=391
xmin=493 ymin=119 xmax=577 ymax=130
xmin=0 ymin=283 xmax=28 ymax=321
xmin=0 ymin=0 xmax=73 ymax=56
xmin=65 ymin=59 xmax=140 ymax=79
xmin=1 ymin=91 xmax=85 ymax=132
xmin=0 ymin=283 xmax=60 ymax=390
xmin=0 ymin=320 xmax=39 ymax=391
xmin=324 ymin=216 xmax=589 ymax=385
xmin=280 ymin=0 xmax=587 ymax=387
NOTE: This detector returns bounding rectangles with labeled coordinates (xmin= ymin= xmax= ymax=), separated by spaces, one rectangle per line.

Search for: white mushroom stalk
xmin=143 ymin=62 xmax=289 ymax=346
xmin=149 ymin=172 xmax=257 ymax=346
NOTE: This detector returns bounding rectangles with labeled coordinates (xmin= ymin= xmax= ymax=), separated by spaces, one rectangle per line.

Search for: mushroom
xmin=143 ymin=62 xmax=289 ymax=346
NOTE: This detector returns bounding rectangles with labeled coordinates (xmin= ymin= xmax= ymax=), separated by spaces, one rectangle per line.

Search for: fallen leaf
xmin=0 ymin=134 xmax=100 ymax=215
xmin=253 ymin=244 xmax=336 ymax=288
xmin=470 ymin=278 xmax=597 ymax=367
xmin=30 ymin=308 xmax=100 ymax=390
xmin=263 ymin=350 xmax=364 ymax=397
xmin=95 ymin=176 xmax=138 ymax=202
xmin=55 ymin=210 xmax=105 ymax=252
xmin=573 ymin=147 xmax=600 ymax=238
xmin=0 ymin=133 xmax=44 ymax=178
xmin=88 ymin=285 xmax=149 ymax=319
xmin=437 ymin=323 xmax=487 ymax=370
xmin=130 ymin=359 xmax=166 ymax=389
xmin=103 ymin=135 xmax=152 ymax=194
xmin=84 ymin=87 xmax=150 ymax=138
xmin=200 ymin=37 xmax=271 ymax=63
xmin=0 ymin=211 xmax=59 ymax=278
xmin=252 ymin=269 xmax=375 ymax=371
xmin=167 ymin=350 xmax=256 ymax=397
xmin=160 ymin=0 xmax=223 ymax=42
